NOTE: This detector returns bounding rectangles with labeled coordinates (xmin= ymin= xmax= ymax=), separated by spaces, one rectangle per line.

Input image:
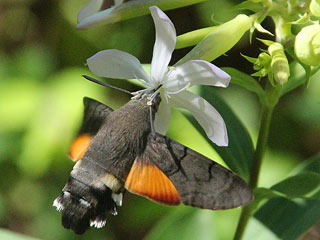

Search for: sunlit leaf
xmin=281 ymin=61 xmax=320 ymax=96
xmin=253 ymin=187 xmax=284 ymax=201
xmin=185 ymin=86 xmax=254 ymax=180
xmin=76 ymin=0 xmax=207 ymax=29
xmin=145 ymin=207 xmax=218 ymax=240
xmin=0 ymin=78 xmax=41 ymax=132
xmin=0 ymin=229 xmax=39 ymax=240
xmin=17 ymin=68 xmax=105 ymax=177
xmin=290 ymin=154 xmax=320 ymax=175
xmin=222 ymin=67 xmax=265 ymax=97
xmin=254 ymin=198 xmax=320 ymax=240
xmin=243 ymin=217 xmax=279 ymax=240
xmin=271 ymin=172 xmax=320 ymax=200
xmin=233 ymin=0 xmax=264 ymax=12
xmin=254 ymin=154 xmax=320 ymax=239
xmin=256 ymin=154 xmax=320 ymax=201
xmin=176 ymin=26 xmax=217 ymax=49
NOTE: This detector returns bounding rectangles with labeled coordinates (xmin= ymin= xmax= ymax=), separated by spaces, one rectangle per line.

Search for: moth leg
xmin=149 ymin=105 xmax=156 ymax=137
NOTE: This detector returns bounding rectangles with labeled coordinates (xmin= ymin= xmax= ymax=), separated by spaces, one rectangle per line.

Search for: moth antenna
xmin=83 ymin=75 xmax=133 ymax=95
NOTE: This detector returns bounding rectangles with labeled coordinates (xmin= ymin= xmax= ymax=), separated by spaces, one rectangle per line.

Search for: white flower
xmin=87 ymin=6 xmax=230 ymax=146
xmin=77 ymin=0 xmax=124 ymax=29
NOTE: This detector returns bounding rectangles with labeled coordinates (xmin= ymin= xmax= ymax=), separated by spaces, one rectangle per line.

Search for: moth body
xmin=54 ymin=94 xmax=160 ymax=234
xmin=54 ymin=93 xmax=253 ymax=235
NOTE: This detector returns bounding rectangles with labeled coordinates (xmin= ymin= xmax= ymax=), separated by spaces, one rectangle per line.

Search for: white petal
xmin=77 ymin=0 xmax=124 ymax=29
xmin=78 ymin=0 xmax=104 ymax=23
xmin=87 ymin=49 xmax=151 ymax=83
xmin=164 ymin=60 xmax=230 ymax=92
xmin=154 ymin=99 xmax=171 ymax=134
xmin=169 ymin=91 xmax=228 ymax=146
xmin=150 ymin=6 xmax=176 ymax=83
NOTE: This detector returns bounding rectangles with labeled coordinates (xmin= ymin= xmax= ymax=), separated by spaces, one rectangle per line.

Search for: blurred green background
xmin=0 ymin=0 xmax=319 ymax=239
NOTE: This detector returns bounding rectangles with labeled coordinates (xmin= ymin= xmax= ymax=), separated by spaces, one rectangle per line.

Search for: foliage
xmin=1 ymin=0 xmax=320 ymax=239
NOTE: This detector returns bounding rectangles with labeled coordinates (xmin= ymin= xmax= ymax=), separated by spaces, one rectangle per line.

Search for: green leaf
xmin=270 ymin=154 xmax=320 ymax=200
xmin=175 ymin=14 xmax=252 ymax=65
xmin=240 ymin=53 xmax=258 ymax=64
xmin=76 ymin=0 xmax=207 ymax=29
xmin=222 ymin=67 xmax=265 ymax=97
xmin=254 ymin=198 xmax=320 ymax=240
xmin=145 ymin=207 xmax=218 ymax=240
xmin=233 ymin=1 xmax=264 ymax=12
xmin=176 ymin=26 xmax=217 ymax=49
xmin=281 ymin=61 xmax=320 ymax=96
xmin=290 ymin=154 xmax=320 ymax=175
xmin=255 ymin=154 xmax=320 ymax=201
xmin=0 ymin=229 xmax=39 ymax=240
xmin=271 ymin=172 xmax=320 ymax=200
xmin=184 ymin=86 xmax=254 ymax=180
xmin=253 ymin=187 xmax=285 ymax=201
xmin=254 ymin=154 xmax=320 ymax=239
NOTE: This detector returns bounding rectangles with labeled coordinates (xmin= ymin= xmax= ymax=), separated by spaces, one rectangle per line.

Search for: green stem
xmin=233 ymin=84 xmax=280 ymax=240
xmin=233 ymin=204 xmax=253 ymax=240
xmin=248 ymin=105 xmax=274 ymax=189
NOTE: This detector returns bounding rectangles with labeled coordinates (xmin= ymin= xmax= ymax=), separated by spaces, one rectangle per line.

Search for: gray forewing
xmin=146 ymin=133 xmax=254 ymax=210
xmin=79 ymin=97 xmax=114 ymax=136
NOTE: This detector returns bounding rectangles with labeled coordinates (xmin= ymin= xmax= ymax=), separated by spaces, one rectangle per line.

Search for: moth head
xmin=53 ymin=177 xmax=120 ymax=234
xmin=82 ymin=75 xmax=162 ymax=112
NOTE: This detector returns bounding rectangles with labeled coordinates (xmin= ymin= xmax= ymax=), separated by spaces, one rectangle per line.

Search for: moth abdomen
xmin=53 ymin=176 xmax=118 ymax=235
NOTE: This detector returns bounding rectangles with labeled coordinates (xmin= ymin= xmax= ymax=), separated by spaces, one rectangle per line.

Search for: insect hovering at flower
xmin=53 ymin=75 xmax=253 ymax=235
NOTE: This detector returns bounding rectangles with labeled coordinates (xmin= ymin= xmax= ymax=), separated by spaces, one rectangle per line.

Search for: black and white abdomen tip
xmin=53 ymin=176 xmax=121 ymax=234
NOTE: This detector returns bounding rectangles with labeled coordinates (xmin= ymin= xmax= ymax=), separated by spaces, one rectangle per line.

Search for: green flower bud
xmin=268 ymin=42 xmax=290 ymax=85
xmin=176 ymin=14 xmax=253 ymax=65
xmin=258 ymin=52 xmax=271 ymax=66
xmin=310 ymin=0 xmax=320 ymax=17
xmin=295 ymin=24 xmax=320 ymax=66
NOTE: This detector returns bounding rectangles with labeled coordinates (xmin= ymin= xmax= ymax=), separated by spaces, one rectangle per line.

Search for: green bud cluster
xmin=268 ymin=42 xmax=290 ymax=85
xmin=243 ymin=40 xmax=290 ymax=86
xmin=310 ymin=0 xmax=320 ymax=17
xmin=295 ymin=24 xmax=320 ymax=66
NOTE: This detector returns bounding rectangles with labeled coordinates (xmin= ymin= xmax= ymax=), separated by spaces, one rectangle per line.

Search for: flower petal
xmin=154 ymin=99 xmax=171 ymax=135
xmin=164 ymin=60 xmax=230 ymax=92
xmin=169 ymin=91 xmax=228 ymax=146
xmin=87 ymin=49 xmax=151 ymax=83
xmin=78 ymin=0 xmax=104 ymax=23
xmin=77 ymin=0 xmax=125 ymax=29
xmin=150 ymin=6 xmax=176 ymax=83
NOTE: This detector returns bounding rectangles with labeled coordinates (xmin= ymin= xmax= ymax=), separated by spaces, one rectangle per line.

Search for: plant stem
xmin=233 ymin=102 xmax=275 ymax=240
xmin=249 ymin=105 xmax=274 ymax=189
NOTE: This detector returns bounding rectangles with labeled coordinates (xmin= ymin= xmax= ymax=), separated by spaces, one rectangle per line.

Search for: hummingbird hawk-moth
xmin=53 ymin=79 xmax=253 ymax=234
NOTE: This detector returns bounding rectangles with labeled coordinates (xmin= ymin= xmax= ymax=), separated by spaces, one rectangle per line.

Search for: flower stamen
xmin=147 ymin=85 xmax=162 ymax=105
xmin=165 ymin=82 xmax=191 ymax=95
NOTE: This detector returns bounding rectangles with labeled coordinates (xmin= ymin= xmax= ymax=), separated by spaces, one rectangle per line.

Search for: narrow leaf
xmin=77 ymin=0 xmax=207 ymax=29
xmin=254 ymin=198 xmax=320 ymax=240
xmin=290 ymin=154 xmax=320 ymax=175
xmin=254 ymin=154 xmax=320 ymax=239
xmin=0 ymin=229 xmax=39 ymax=240
xmin=271 ymin=172 xmax=320 ymax=200
xmin=184 ymin=86 xmax=254 ymax=180
xmin=281 ymin=61 xmax=320 ymax=96
xmin=145 ymin=208 xmax=218 ymax=240
xmin=176 ymin=26 xmax=217 ymax=49
xmin=222 ymin=67 xmax=265 ymax=97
